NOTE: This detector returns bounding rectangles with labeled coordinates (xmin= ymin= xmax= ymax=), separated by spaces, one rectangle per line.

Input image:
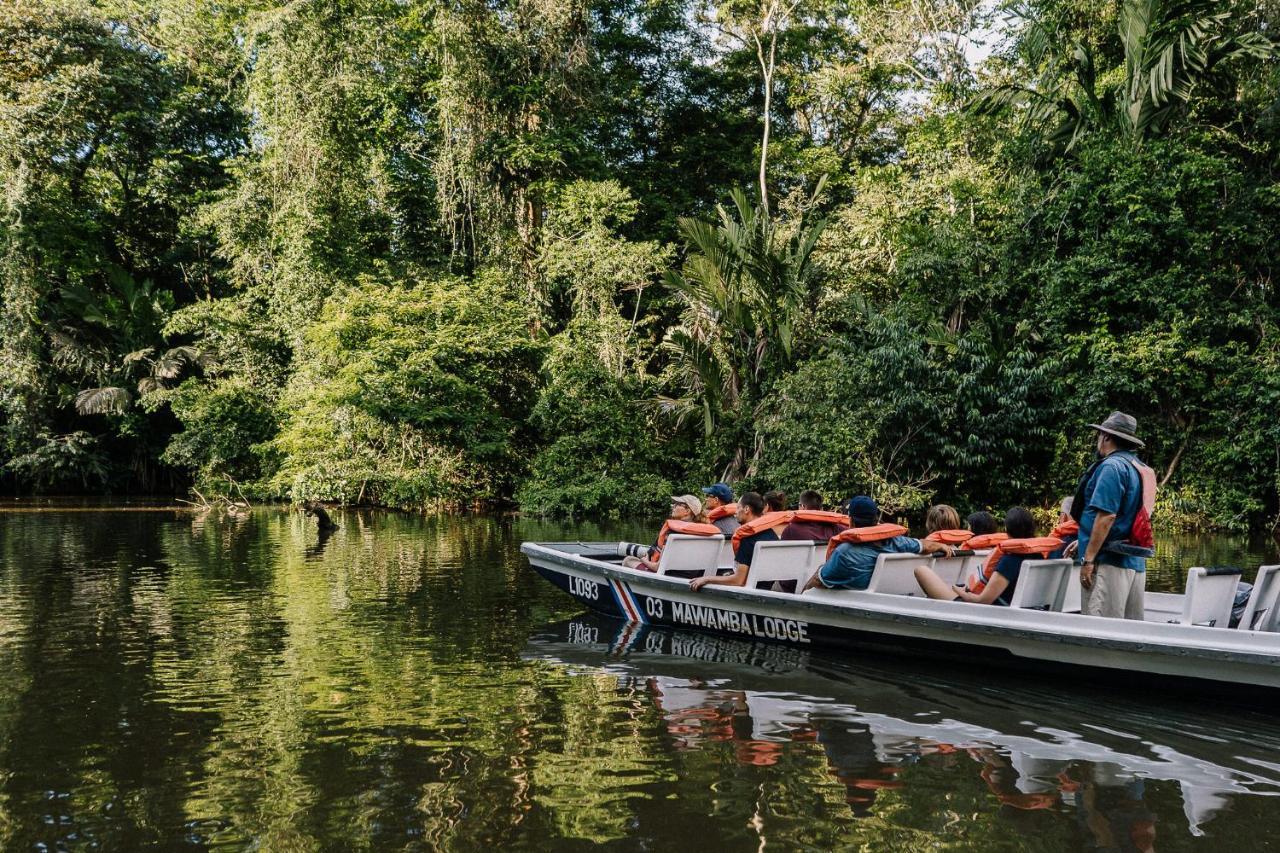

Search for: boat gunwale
xmin=521 ymin=541 xmax=1280 ymax=668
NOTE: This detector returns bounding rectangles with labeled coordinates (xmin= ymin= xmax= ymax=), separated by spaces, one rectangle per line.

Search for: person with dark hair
xmin=915 ymin=507 xmax=1037 ymax=605
xmin=781 ymin=490 xmax=848 ymax=542
xmin=764 ymin=490 xmax=787 ymax=513
xmin=690 ymin=492 xmax=777 ymax=591
xmin=966 ymin=511 xmax=999 ymax=536
xmin=803 ymin=496 xmax=952 ymax=591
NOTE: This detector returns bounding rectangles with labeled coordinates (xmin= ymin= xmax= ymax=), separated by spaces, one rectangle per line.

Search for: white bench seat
xmin=1008 ymin=559 xmax=1073 ymax=611
xmin=1239 ymin=565 xmax=1280 ymax=632
xmin=1176 ymin=567 xmax=1242 ymax=628
xmin=656 ymin=534 xmax=724 ymax=577
xmin=746 ymin=541 xmax=818 ymax=592
xmin=865 ymin=552 xmax=932 ymax=596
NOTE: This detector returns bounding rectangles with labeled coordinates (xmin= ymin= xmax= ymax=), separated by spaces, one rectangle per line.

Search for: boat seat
xmin=746 ymin=541 xmax=818 ymax=592
xmin=931 ymin=554 xmax=970 ymax=586
xmin=1237 ymin=565 xmax=1280 ymax=632
xmin=1176 ymin=567 xmax=1242 ymax=628
xmin=1008 ymin=559 xmax=1072 ymax=611
xmin=657 ymin=534 xmax=724 ymax=577
xmin=865 ymin=553 xmax=932 ymax=596
xmin=1061 ymin=571 xmax=1082 ymax=613
xmin=716 ymin=539 xmax=735 ymax=570
xmin=807 ymin=541 xmax=827 ymax=575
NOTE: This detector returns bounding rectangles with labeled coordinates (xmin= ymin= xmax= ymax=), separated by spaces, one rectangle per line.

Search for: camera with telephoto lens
xmin=616 ymin=542 xmax=649 ymax=559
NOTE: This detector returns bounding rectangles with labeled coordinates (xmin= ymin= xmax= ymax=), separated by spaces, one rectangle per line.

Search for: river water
xmin=0 ymin=502 xmax=1278 ymax=851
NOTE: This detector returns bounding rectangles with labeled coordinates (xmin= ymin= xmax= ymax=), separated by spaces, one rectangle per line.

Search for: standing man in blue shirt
xmin=1067 ymin=412 xmax=1149 ymax=620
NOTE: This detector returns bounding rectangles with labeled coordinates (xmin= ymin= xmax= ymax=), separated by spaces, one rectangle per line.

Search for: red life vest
xmin=925 ymin=529 xmax=974 ymax=545
xmin=707 ymin=503 xmax=738 ymax=522
xmin=824 ymin=524 xmax=910 ymax=558
xmin=966 ymin=537 xmax=1062 ymax=594
xmin=655 ymin=519 xmax=722 ymax=553
xmin=1125 ymin=459 xmax=1158 ymax=555
xmin=730 ymin=511 xmax=795 ymax=549
xmin=966 ymin=532 xmax=1009 ymax=551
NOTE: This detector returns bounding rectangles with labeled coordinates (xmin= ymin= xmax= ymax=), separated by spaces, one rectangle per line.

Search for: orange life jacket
xmin=730 ymin=511 xmax=795 ymax=549
xmin=655 ymin=519 xmax=722 ymax=553
xmin=824 ymin=524 xmax=910 ymax=558
xmin=965 ymin=536 xmax=1062 ymax=594
xmin=783 ymin=509 xmax=850 ymax=543
xmin=790 ymin=509 xmax=851 ymax=526
xmin=1050 ymin=519 xmax=1079 ymax=540
xmin=925 ymin=529 xmax=974 ymax=545
xmin=966 ymin=532 xmax=1009 ymax=551
xmin=706 ymin=503 xmax=738 ymax=522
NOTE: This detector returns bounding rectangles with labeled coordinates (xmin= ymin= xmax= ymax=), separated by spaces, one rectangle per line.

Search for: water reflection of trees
xmin=2 ymin=509 xmax=1275 ymax=849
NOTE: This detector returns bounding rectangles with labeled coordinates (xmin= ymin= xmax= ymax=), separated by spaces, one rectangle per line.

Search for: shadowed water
xmin=0 ymin=502 xmax=1277 ymax=850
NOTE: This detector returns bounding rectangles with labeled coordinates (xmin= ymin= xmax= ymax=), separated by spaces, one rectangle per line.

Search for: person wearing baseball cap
xmin=1064 ymin=411 xmax=1151 ymax=620
xmin=802 ymin=495 xmax=953 ymax=592
xmin=701 ymin=482 xmax=740 ymax=536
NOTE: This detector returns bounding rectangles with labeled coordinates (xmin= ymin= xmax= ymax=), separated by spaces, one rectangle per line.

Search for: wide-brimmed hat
xmin=1087 ymin=411 xmax=1144 ymax=448
xmin=671 ymin=494 xmax=703 ymax=515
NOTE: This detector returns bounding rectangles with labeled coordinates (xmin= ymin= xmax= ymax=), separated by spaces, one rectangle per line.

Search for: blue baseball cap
xmin=701 ymin=482 xmax=734 ymax=503
xmin=845 ymin=495 xmax=879 ymax=523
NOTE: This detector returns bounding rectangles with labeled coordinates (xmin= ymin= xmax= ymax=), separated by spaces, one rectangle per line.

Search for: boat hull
xmin=523 ymin=542 xmax=1280 ymax=694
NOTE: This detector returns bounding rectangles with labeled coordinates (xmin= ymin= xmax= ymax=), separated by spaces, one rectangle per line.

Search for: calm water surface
xmin=0 ymin=502 xmax=1278 ymax=851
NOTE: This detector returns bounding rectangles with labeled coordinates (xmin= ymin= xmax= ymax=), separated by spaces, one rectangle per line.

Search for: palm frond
xmin=75 ymin=386 xmax=132 ymax=415
xmin=153 ymin=346 xmax=200 ymax=380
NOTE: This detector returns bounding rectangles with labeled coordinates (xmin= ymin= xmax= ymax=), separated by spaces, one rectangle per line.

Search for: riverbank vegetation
xmin=3 ymin=0 xmax=1279 ymax=530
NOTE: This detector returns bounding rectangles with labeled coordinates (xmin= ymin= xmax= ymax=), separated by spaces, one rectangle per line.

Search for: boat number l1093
xmin=568 ymin=575 xmax=599 ymax=600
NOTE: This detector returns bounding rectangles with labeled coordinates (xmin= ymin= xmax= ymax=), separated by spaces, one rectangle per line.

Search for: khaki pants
xmin=1082 ymin=562 xmax=1146 ymax=620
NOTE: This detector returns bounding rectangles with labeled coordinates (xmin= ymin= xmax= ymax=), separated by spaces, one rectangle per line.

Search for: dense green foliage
xmin=268 ymin=271 xmax=543 ymax=507
xmin=3 ymin=0 xmax=1279 ymax=528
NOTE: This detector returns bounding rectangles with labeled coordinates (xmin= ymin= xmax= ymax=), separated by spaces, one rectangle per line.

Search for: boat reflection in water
xmin=526 ymin=616 xmax=1280 ymax=847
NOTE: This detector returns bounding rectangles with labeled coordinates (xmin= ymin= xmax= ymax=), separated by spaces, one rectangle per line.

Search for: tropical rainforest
xmin=2 ymin=0 xmax=1279 ymax=530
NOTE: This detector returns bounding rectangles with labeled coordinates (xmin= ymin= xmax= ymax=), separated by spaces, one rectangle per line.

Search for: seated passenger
xmin=802 ymin=496 xmax=954 ymax=592
xmin=764 ymin=490 xmax=787 ymax=513
xmin=623 ymin=494 xmax=706 ymax=571
xmin=781 ymin=490 xmax=849 ymax=543
xmin=689 ymin=492 xmax=776 ymax=591
xmin=1049 ymin=496 xmax=1079 ymax=559
xmin=924 ymin=504 xmax=972 ymax=545
xmin=701 ymin=482 xmax=741 ymax=536
xmin=967 ymin=510 xmax=999 ymax=536
xmin=914 ymin=507 xmax=1037 ymax=605
xmin=925 ymin=504 xmax=961 ymax=534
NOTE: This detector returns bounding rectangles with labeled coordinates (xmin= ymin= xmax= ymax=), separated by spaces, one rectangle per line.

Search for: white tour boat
xmin=521 ymin=534 xmax=1280 ymax=693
